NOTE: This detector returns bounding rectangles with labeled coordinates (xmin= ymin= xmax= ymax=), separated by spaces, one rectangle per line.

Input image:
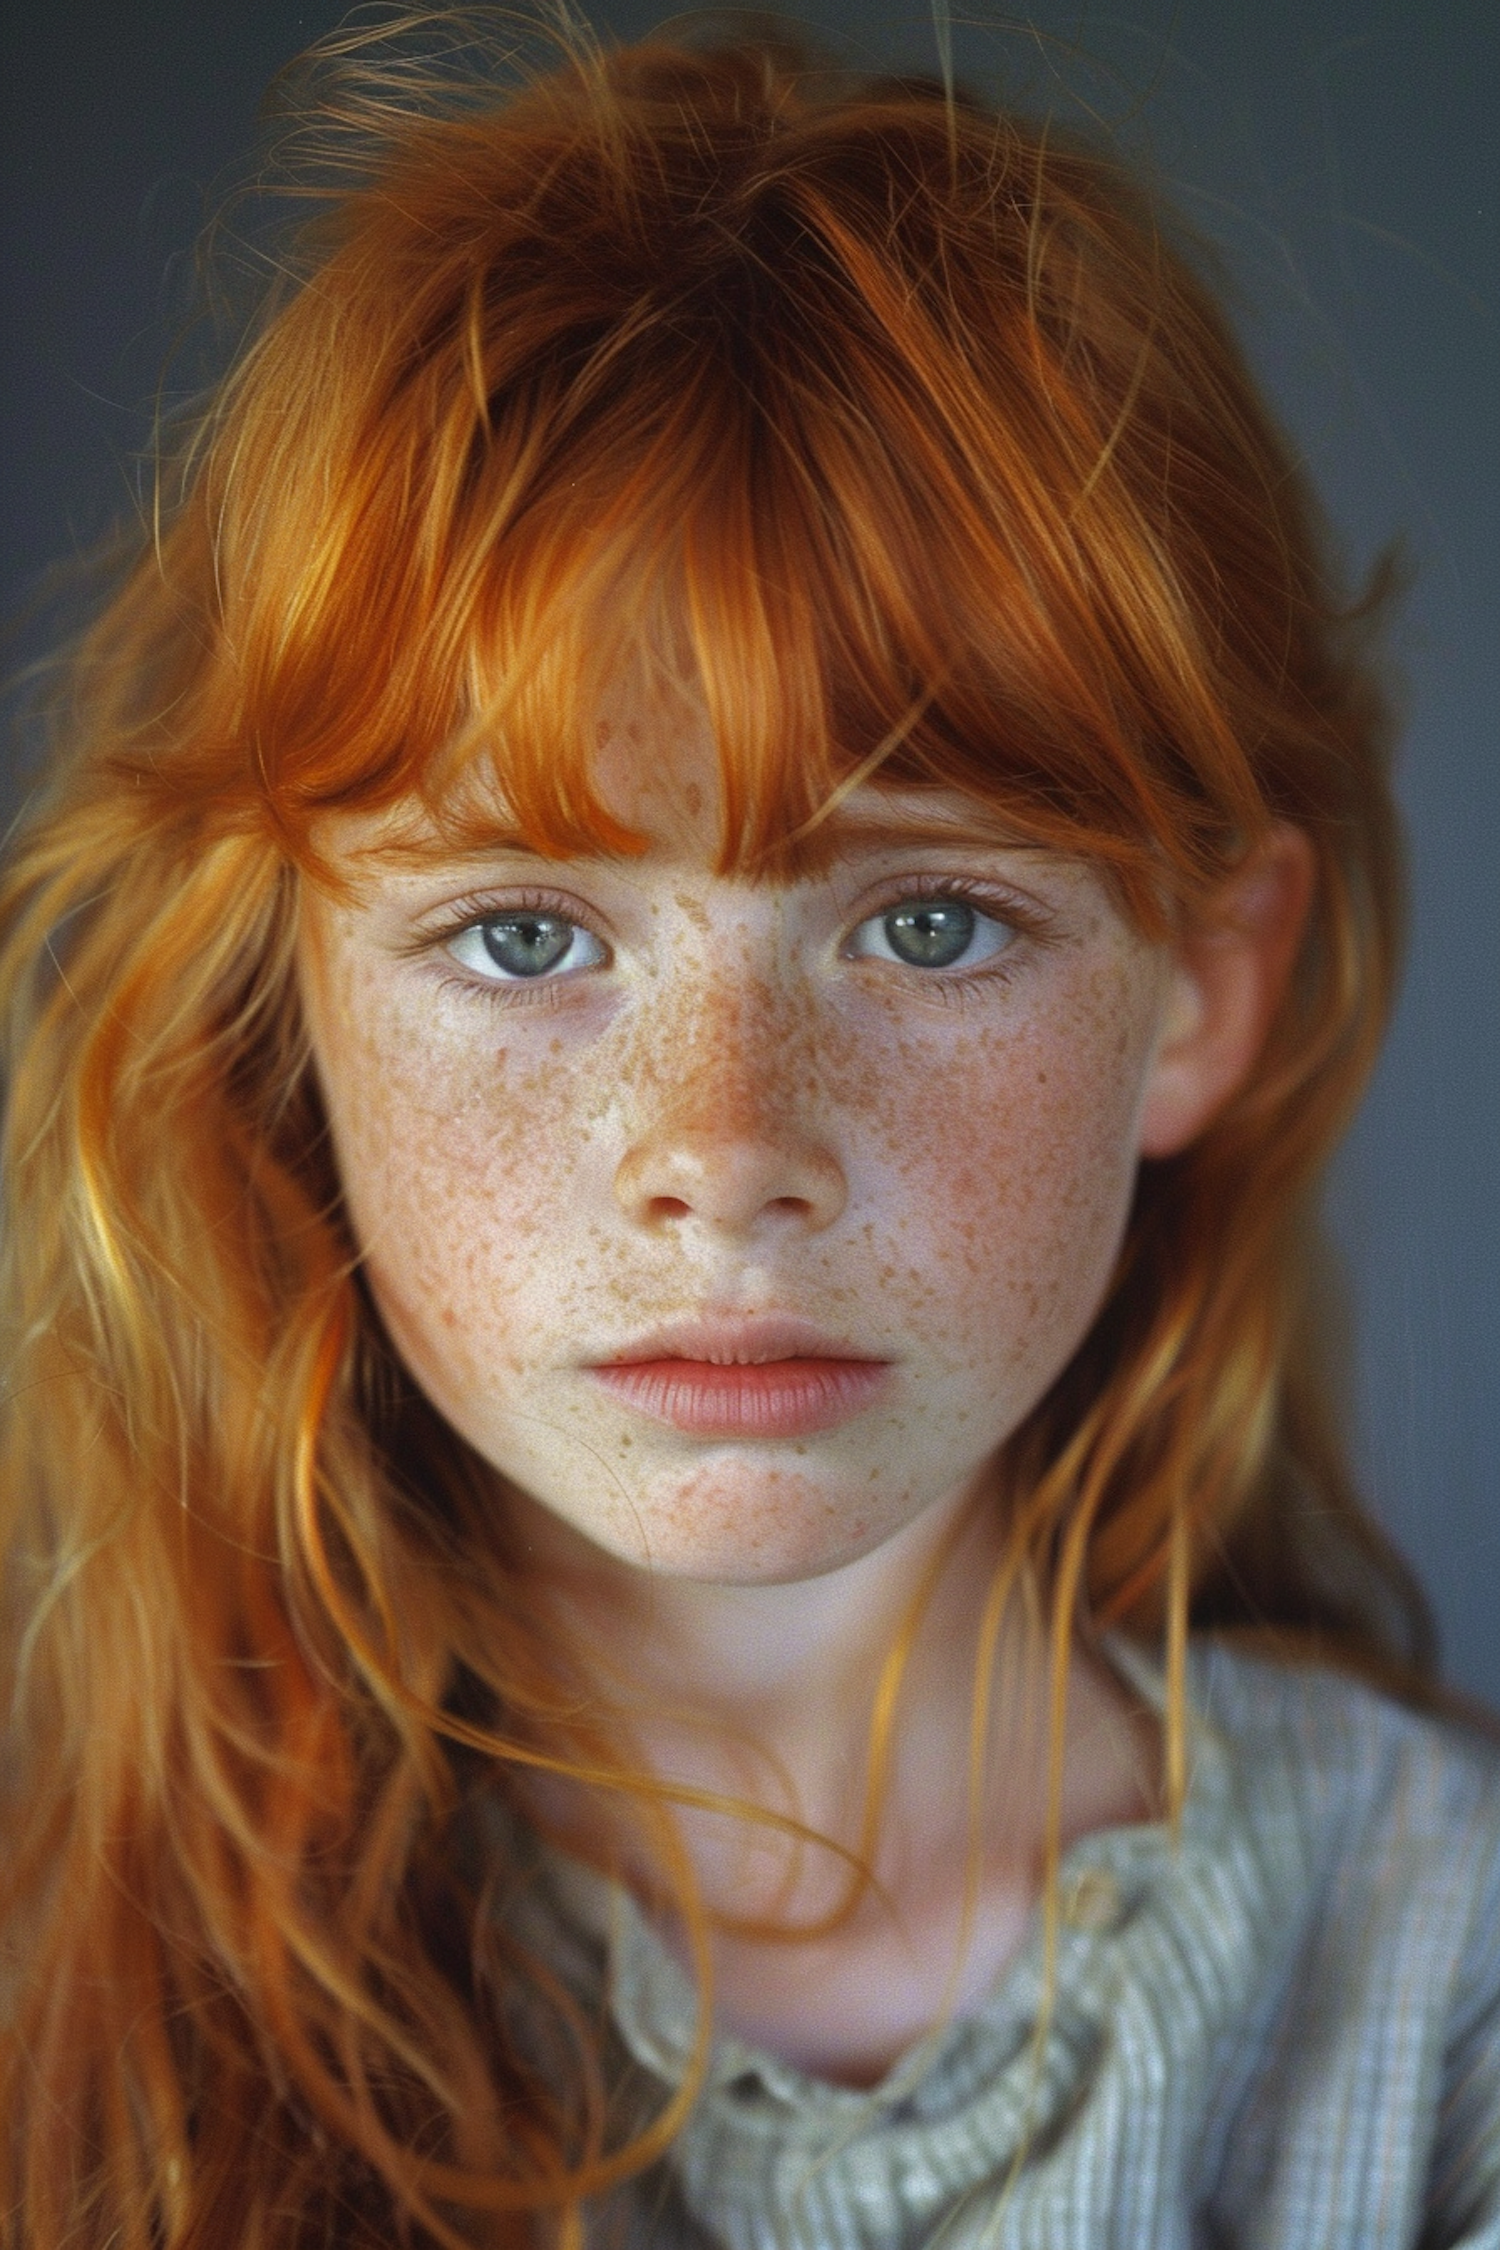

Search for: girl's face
xmin=298 ymin=681 xmax=1185 ymax=1586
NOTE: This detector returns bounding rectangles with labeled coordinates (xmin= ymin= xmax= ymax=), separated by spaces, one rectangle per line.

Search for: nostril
xmin=616 ymin=1132 xmax=847 ymax=1235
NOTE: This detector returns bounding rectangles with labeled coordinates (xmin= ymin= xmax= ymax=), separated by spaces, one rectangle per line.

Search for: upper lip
xmin=590 ymin=1316 xmax=889 ymax=1368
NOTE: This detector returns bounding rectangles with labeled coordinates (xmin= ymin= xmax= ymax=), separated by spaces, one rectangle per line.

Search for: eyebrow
xmin=770 ymin=810 xmax=1050 ymax=873
xmin=353 ymin=804 xmax=1051 ymax=881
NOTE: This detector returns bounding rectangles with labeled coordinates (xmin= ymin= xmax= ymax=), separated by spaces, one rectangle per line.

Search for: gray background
xmin=3 ymin=3 xmax=1495 ymax=1707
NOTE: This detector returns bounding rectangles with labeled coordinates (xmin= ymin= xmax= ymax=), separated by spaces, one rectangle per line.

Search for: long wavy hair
xmin=2 ymin=15 xmax=1431 ymax=2246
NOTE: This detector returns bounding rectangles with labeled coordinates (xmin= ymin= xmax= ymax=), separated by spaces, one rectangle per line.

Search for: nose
xmin=612 ymin=983 xmax=847 ymax=1239
xmin=614 ymin=1118 xmax=847 ymax=1235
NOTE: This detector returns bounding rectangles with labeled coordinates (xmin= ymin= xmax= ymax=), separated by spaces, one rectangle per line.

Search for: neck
xmin=503 ymin=1477 xmax=1161 ymax=2085
xmin=507 ymin=1475 xmax=1148 ymax=1920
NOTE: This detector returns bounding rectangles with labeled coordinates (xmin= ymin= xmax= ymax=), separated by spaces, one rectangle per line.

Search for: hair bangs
xmin=192 ymin=52 xmax=1281 ymax=914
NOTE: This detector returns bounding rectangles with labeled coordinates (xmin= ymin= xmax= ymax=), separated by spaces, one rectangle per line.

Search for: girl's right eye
xmin=446 ymin=912 xmax=608 ymax=983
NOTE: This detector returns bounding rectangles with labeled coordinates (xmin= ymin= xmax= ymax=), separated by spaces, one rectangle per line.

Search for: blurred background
xmin=2 ymin=1 xmax=1495 ymax=1707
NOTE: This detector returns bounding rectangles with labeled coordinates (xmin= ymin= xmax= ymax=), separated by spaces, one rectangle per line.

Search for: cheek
xmin=865 ymin=966 xmax=1154 ymax=1381
xmin=308 ymin=969 xmax=599 ymax=1397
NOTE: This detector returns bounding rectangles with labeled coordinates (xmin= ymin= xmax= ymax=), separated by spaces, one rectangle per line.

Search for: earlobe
xmin=1136 ymin=824 xmax=1315 ymax=1159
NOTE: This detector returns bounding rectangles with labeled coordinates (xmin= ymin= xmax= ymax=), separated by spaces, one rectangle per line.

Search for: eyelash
xmin=847 ymin=876 xmax=1039 ymax=976
xmin=418 ymin=888 xmax=606 ymax=1008
xmin=417 ymin=877 xmax=1049 ymax=1003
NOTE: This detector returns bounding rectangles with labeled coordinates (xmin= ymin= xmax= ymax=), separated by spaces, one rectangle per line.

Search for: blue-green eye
xmin=850 ymin=896 xmax=1013 ymax=971
xmin=448 ymin=912 xmax=607 ymax=982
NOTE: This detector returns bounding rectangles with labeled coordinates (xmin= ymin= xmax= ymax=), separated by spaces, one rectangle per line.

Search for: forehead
xmin=313 ymin=782 xmax=1065 ymax=895
xmin=313 ymin=673 xmax=1066 ymax=889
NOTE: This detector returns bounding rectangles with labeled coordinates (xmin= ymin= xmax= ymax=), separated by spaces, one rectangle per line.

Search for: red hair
xmin=2 ymin=18 xmax=1427 ymax=2245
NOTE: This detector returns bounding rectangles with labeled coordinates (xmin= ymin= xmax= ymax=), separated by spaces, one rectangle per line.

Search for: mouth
xmin=586 ymin=1316 xmax=894 ymax=1440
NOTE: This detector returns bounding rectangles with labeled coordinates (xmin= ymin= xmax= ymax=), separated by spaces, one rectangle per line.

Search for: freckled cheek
xmin=877 ymin=1025 xmax=1147 ymax=1379
xmin=316 ymin=1006 xmax=607 ymax=1388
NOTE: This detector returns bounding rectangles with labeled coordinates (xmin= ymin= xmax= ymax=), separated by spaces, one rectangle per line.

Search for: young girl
xmin=2 ymin=17 xmax=1496 ymax=2249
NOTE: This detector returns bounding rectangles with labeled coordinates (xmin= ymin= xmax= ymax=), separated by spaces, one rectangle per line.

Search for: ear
xmin=1137 ymin=824 xmax=1315 ymax=1159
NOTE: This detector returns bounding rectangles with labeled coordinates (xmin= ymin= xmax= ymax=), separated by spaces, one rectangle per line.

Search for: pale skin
xmin=297 ymin=677 xmax=1312 ymax=2085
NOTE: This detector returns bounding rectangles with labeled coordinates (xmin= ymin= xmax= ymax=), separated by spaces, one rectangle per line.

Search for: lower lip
xmin=588 ymin=1358 xmax=893 ymax=1439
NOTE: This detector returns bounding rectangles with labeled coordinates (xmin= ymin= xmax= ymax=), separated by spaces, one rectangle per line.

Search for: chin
xmin=566 ymin=1462 xmax=910 ymax=1587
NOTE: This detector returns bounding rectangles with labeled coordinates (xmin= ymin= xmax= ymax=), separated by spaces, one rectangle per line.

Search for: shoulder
xmin=1192 ymin=1639 xmax=1500 ymax=1888
xmin=1107 ymin=1635 xmax=1500 ymax=2027
xmin=1188 ymin=1640 xmax=1500 ymax=1971
xmin=1168 ymin=1646 xmax=1500 ymax=2241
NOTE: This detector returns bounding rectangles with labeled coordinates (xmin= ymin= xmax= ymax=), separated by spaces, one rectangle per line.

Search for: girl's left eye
xmin=446 ymin=911 xmax=608 ymax=982
xmin=847 ymin=895 xmax=1015 ymax=972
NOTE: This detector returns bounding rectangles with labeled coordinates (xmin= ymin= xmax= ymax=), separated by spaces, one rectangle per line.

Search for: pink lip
xmin=587 ymin=1317 xmax=894 ymax=1439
